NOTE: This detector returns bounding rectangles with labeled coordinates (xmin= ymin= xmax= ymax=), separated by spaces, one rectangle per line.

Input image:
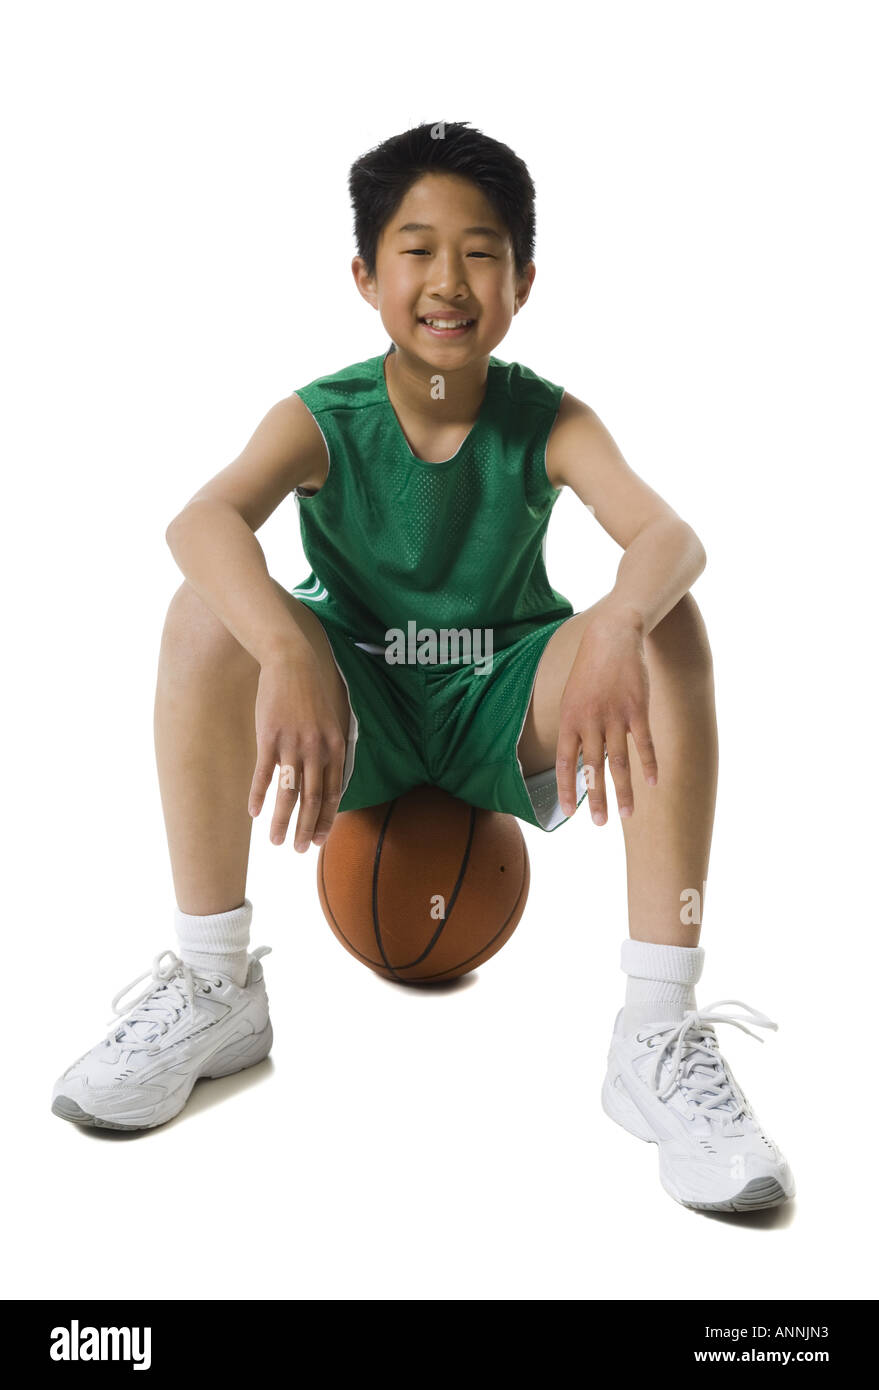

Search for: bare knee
xmin=647 ymin=593 xmax=714 ymax=678
xmin=160 ymin=581 xmax=257 ymax=677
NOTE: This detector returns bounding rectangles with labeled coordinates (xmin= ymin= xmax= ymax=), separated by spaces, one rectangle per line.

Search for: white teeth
xmin=423 ymin=319 xmax=473 ymax=329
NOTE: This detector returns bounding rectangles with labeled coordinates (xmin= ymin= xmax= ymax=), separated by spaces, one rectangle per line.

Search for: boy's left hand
xmin=556 ymin=604 xmax=659 ymax=825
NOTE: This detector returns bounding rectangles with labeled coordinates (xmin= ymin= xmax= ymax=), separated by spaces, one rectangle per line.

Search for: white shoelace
xmin=640 ymin=999 xmax=779 ymax=1122
xmin=104 ymin=950 xmax=215 ymax=1053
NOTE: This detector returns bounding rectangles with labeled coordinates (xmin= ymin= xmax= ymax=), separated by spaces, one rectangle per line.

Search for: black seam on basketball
xmin=396 ymin=802 xmax=475 ymax=966
xmin=318 ymin=842 xmax=387 ymax=969
xmin=399 ymin=846 xmax=528 ymax=982
xmin=323 ymin=798 xmax=524 ymax=982
xmin=372 ymin=800 xmax=406 ymax=980
xmin=323 ymin=853 xmax=524 ymax=979
xmin=373 ymin=800 xmax=477 ymax=972
xmin=319 ymin=807 xmax=463 ymax=977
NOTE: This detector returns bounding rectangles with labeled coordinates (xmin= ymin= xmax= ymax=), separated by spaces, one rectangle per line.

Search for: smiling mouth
xmin=419 ymin=317 xmax=476 ymax=333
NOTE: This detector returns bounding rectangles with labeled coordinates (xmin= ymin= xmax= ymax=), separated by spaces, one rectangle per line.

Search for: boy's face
xmin=353 ymin=172 xmax=535 ymax=367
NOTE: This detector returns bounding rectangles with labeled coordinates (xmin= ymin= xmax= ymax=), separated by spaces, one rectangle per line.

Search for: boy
xmin=51 ymin=121 xmax=795 ymax=1213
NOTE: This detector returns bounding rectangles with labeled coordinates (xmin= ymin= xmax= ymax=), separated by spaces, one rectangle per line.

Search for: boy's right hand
xmin=247 ymin=653 xmax=348 ymax=853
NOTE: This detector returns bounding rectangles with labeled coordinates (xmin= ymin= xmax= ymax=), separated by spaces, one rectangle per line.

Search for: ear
xmin=513 ymin=261 xmax=537 ymax=314
xmin=351 ymin=256 xmax=379 ymax=310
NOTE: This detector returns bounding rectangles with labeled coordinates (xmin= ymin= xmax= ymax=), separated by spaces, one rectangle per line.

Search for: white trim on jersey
xmin=291 ymin=574 xmax=328 ymax=602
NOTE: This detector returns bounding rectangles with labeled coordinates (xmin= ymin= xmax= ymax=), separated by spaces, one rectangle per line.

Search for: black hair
xmin=348 ymin=121 xmax=536 ymax=282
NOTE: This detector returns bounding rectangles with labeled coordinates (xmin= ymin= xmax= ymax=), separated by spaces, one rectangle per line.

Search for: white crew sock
xmin=620 ymin=938 xmax=705 ymax=1034
xmin=174 ymin=898 xmax=253 ymax=988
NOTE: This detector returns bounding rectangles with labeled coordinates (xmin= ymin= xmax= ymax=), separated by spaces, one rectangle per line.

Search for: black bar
xmin=2 ymin=1298 xmax=874 ymax=1372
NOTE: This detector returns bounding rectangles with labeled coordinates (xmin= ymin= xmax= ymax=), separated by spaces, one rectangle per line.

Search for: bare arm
xmin=165 ymin=391 xmax=351 ymax=854
xmin=546 ymin=391 xmax=707 ymax=636
xmin=164 ymin=392 xmax=330 ymax=666
xmin=546 ymin=391 xmax=707 ymax=821
xmin=597 ymin=517 xmax=706 ymax=638
xmin=166 ymin=500 xmax=315 ymax=667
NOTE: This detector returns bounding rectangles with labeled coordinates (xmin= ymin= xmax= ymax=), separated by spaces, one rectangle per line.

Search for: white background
xmin=3 ymin=0 xmax=876 ymax=1300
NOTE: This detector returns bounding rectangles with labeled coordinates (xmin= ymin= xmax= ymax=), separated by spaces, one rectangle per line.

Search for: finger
xmin=605 ymin=723 xmax=634 ymax=819
xmin=629 ymin=718 xmax=659 ymax=787
xmin=249 ymin=745 xmax=279 ymax=817
xmin=278 ymin=761 xmax=302 ymax=802
xmin=269 ymin=757 xmax=302 ymax=845
xmin=311 ymin=736 xmax=347 ymax=846
xmin=582 ymin=726 xmax=608 ymax=825
xmin=293 ymin=752 xmax=325 ymax=853
xmin=555 ymin=724 xmax=582 ymax=818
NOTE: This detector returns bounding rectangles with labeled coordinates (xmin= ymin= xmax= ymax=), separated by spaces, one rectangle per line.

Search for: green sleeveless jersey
xmin=290 ymin=344 xmax=574 ymax=652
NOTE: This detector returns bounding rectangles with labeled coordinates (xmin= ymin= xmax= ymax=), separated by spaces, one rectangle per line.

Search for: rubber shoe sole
xmin=51 ymin=1017 xmax=273 ymax=1132
xmin=600 ymin=1071 xmax=795 ymax=1212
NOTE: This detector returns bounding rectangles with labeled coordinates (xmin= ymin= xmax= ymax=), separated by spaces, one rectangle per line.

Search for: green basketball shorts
xmin=306 ymin=609 xmax=591 ymax=832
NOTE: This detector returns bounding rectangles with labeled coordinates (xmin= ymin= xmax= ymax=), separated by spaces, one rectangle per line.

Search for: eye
xmin=402 ymin=250 xmax=494 ymax=258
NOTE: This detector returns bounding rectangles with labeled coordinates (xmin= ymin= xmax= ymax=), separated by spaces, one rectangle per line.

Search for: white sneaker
xmin=601 ymin=999 xmax=796 ymax=1212
xmin=51 ymin=945 xmax=274 ymax=1131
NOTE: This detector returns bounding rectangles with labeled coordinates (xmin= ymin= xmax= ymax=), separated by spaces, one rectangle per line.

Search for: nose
xmin=425 ymin=247 xmax=470 ymax=300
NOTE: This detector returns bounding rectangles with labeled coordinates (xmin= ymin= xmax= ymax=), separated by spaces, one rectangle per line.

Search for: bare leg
xmin=516 ymin=595 xmax=718 ymax=946
xmin=153 ymin=579 xmax=352 ymax=915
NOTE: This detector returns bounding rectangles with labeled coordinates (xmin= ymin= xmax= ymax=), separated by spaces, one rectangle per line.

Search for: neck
xmin=384 ymin=344 xmax=490 ymax=425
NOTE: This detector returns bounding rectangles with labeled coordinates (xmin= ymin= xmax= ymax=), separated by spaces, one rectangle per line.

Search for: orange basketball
xmin=316 ymin=784 xmax=530 ymax=984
